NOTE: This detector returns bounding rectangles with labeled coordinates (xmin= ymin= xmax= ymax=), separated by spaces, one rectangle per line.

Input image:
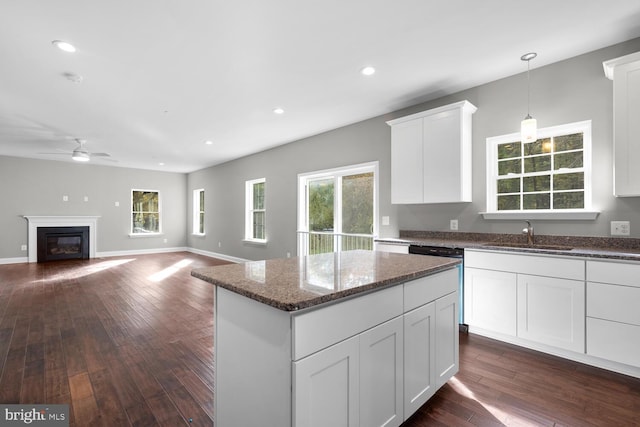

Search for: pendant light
xmin=521 ymin=52 xmax=537 ymax=143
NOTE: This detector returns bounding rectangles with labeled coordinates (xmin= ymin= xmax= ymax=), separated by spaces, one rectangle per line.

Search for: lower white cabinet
xmin=360 ymin=317 xmax=404 ymax=427
xmin=517 ymin=274 xmax=585 ymax=353
xmin=464 ymin=267 xmax=517 ymax=336
xmin=403 ymin=302 xmax=435 ymax=418
xmin=464 ymin=249 xmax=585 ymax=351
xmin=294 ymin=336 xmax=360 ymax=427
xmin=586 ymin=260 xmax=640 ymax=368
xmin=215 ymin=268 xmax=459 ymax=427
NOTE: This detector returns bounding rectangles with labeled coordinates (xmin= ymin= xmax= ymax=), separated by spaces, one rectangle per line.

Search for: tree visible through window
xmin=487 ymin=121 xmax=591 ymax=213
xmin=131 ymin=190 xmax=160 ymax=233
xmin=299 ymin=162 xmax=377 ymax=255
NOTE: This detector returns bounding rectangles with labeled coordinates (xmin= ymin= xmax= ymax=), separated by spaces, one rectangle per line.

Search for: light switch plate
xmin=382 ymin=216 xmax=390 ymax=226
xmin=611 ymin=221 xmax=630 ymax=236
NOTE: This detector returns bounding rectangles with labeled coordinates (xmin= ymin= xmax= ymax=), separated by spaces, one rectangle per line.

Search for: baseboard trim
xmin=0 ymin=247 xmax=249 ymax=265
xmin=0 ymin=256 xmax=29 ymax=265
xmin=187 ymin=247 xmax=248 ymax=264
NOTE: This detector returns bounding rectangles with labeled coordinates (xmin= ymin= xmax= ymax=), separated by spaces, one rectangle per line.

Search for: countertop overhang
xmin=191 ymin=250 xmax=460 ymax=311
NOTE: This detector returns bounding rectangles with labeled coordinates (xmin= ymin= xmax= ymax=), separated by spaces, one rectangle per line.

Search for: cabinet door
xmin=612 ymin=56 xmax=640 ymax=196
xmin=517 ymin=274 xmax=585 ymax=353
xmin=293 ymin=336 xmax=359 ymax=427
xmin=422 ymin=109 xmax=468 ymax=203
xmin=403 ymin=302 xmax=435 ymax=419
xmin=360 ymin=317 xmax=403 ymax=427
xmin=435 ymin=291 xmax=459 ymax=387
xmin=390 ymin=118 xmax=423 ymax=204
xmin=464 ymin=267 xmax=517 ymax=336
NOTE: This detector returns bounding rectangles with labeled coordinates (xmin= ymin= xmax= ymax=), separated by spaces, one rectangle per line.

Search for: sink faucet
xmin=523 ymin=220 xmax=534 ymax=245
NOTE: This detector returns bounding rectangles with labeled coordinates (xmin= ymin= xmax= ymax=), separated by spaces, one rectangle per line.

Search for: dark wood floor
xmin=1 ymin=252 xmax=639 ymax=426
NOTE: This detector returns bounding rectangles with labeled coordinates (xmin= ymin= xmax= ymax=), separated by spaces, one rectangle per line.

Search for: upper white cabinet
xmin=604 ymin=51 xmax=640 ymax=196
xmin=387 ymin=100 xmax=477 ymax=204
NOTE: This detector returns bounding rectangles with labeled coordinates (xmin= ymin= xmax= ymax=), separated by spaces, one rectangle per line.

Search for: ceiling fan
xmin=40 ymin=139 xmax=115 ymax=162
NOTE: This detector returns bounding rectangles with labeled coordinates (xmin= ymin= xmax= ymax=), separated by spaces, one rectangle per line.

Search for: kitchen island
xmin=192 ymin=250 xmax=461 ymax=427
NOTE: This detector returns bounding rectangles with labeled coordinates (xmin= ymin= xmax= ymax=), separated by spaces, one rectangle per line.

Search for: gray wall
xmin=0 ymin=156 xmax=187 ymax=259
xmin=188 ymin=37 xmax=640 ymax=261
xmin=187 ymin=117 xmax=393 ymax=260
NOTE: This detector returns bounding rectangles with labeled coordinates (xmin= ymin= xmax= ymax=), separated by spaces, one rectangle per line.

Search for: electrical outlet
xmin=21 ymin=245 xmax=27 ymax=251
xmin=611 ymin=221 xmax=630 ymax=236
xmin=84 ymin=196 xmax=89 ymax=202
xmin=62 ymin=195 xmax=68 ymax=202
xmin=450 ymin=219 xmax=459 ymax=231
xmin=382 ymin=216 xmax=390 ymax=226
xmin=115 ymin=201 xmax=119 ymax=207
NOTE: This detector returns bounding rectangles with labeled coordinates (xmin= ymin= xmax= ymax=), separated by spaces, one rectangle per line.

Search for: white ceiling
xmin=1 ymin=1 xmax=640 ymax=173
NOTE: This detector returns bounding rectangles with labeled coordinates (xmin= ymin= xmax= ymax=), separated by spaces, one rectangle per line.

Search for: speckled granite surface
xmin=191 ymin=250 xmax=460 ymax=311
xmin=377 ymin=230 xmax=640 ymax=261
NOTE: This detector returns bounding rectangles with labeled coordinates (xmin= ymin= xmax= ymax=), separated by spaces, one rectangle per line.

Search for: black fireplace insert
xmin=36 ymin=226 xmax=90 ymax=262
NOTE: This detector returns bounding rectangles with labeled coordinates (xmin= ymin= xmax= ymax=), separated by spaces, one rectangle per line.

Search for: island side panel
xmin=215 ymin=287 xmax=292 ymax=427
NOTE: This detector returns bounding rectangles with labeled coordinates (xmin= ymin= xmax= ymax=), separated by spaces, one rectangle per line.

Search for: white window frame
xmin=130 ymin=189 xmax=162 ymax=236
xmin=193 ymin=188 xmax=205 ymax=235
xmin=245 ymin=178 xmax=266 ymax=243
xmin=297 ymin=161 xmax=379 ymax=255
xmin=482 ymin=120 xmax=599 ymax=220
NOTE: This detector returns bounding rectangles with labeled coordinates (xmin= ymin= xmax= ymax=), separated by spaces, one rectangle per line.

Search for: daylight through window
xmin=193 ymin=189 xmax=205 ymax=235
xmin=245 ymin=178 xmax=266 ymax=242
xmin=131 ymin=190 xmax=160 ymax=234
xmin=486 ymin=121 xmax=592 ymax=214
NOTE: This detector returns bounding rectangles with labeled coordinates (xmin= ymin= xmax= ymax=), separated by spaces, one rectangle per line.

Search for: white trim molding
xmin=23 ymin=215 xmax=100 ymax=263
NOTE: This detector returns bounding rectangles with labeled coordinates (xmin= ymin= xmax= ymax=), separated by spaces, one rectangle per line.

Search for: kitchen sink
xmin=484 ymin=242 xmax=573 ymax=251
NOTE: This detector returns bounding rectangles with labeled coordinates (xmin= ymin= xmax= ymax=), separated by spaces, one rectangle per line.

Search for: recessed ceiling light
xmin=361 ymin=66 xmax=376 ymax=76
xmin=273 ymin=107 xmax=284 ymax=115
xmin=158 ymin=162 xmax=165 ymax=166
xmin=205 ymin=140 xmax=213 ymax=145
xmin=52 ymin=40 xmax=76 ymax=53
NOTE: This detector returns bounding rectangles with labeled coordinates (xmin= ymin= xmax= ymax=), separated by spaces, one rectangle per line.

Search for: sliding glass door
xmin=298 ymin=162 xmax=378 ymax=255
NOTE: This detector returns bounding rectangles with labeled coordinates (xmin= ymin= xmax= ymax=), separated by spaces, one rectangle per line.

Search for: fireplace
xmin=37 ymin=226 xmax=89 ymax=262
xmin=24 ymin=216 xmax=99 ymax=263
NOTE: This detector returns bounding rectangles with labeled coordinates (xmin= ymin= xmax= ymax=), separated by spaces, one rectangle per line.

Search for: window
xmin=131 ymin=190 xmax=160 ymax=234
xmin=298 ymin=162 xmax=378 ymax=255
xmin=485 ymin=121 xmax=595 ymax=219
xmin=245 ymin=178 xmax=266 ymax=242
xmin=193 ymin=189 xmax=205 ymax=235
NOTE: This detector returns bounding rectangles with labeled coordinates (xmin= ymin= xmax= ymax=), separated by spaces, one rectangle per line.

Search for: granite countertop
xmin=376 ymin=231 xmax=640 ymax=261
xmin=191 ymin=250 xmax=460 ymax=312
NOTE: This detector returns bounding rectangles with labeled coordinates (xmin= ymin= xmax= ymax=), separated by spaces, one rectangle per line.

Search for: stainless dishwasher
xmin=408 ymin=245 xmax=466 ymax=330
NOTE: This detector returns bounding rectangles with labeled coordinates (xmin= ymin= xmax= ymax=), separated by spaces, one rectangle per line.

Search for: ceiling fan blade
xmin=38 ymin=152 xmax=69 ymax=155
xmin=90 ymin=152 xmax=111 ymax=157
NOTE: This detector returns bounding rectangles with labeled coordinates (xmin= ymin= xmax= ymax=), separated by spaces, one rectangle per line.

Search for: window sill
xmin=480 ymin=210 xmax=600 ymax=220
xmin=243 ymin=239 xmax=267 ymax=246
xmin=129 ymin=232 xmax=164 ymax=238
xmin=192 ymin=233 xmax=206 ymax=237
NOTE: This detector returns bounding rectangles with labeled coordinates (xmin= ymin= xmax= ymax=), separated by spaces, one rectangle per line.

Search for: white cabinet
xmin=403 ymin=302 xmax=435 ymax=418
xmin=214 ymin=267 xmax=460 ymax=427
xmin=517 ymin=274 xmax=585 ymax=353
xmin=294 ymin=336 xmax=360 ymax=427
xmin=360 ymin=317 xmax=404 ymax=427
xmin=603 ymin=51 xmax=640 ymax=196
xmin=464 ymin=249 xmax=585 ymax=352
xmin=374 ymin=241 xmax=410 ymax=254
xmin=586 ymin=260 xmax=640 ymax=368
xmin=387 ymin=100 xmax=477 ymax=204
xmin=464 ymin=267 xmax=517 ymax=336
xmin=435 ymin=291 xmax=459 ymax=387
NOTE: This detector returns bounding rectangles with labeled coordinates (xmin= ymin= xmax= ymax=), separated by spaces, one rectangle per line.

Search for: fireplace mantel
xmin=24 ymin=216 xmax=100 ymax=263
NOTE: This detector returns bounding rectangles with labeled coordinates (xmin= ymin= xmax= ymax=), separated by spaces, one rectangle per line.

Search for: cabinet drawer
xmin=465 ymin=250 xmax=584 ymax=280
xmin=404 ymin=268 xmax=458 ymax=312
xmin=587 ymin=282 xmax=640 ymax=326
xmin=587 ymin=317 xmax=640 ymax=368
xmin=292 ymin=285 xmax=403 ymax=360
xmin=587 ymin=260 xmax=640 ymax=288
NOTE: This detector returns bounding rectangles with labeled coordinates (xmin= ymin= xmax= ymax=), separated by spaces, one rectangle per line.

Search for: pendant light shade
xmin=520 ymin=52 xmax=537 ymax=143
xmin=521 ymin=115 xmax=537 ymax=143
